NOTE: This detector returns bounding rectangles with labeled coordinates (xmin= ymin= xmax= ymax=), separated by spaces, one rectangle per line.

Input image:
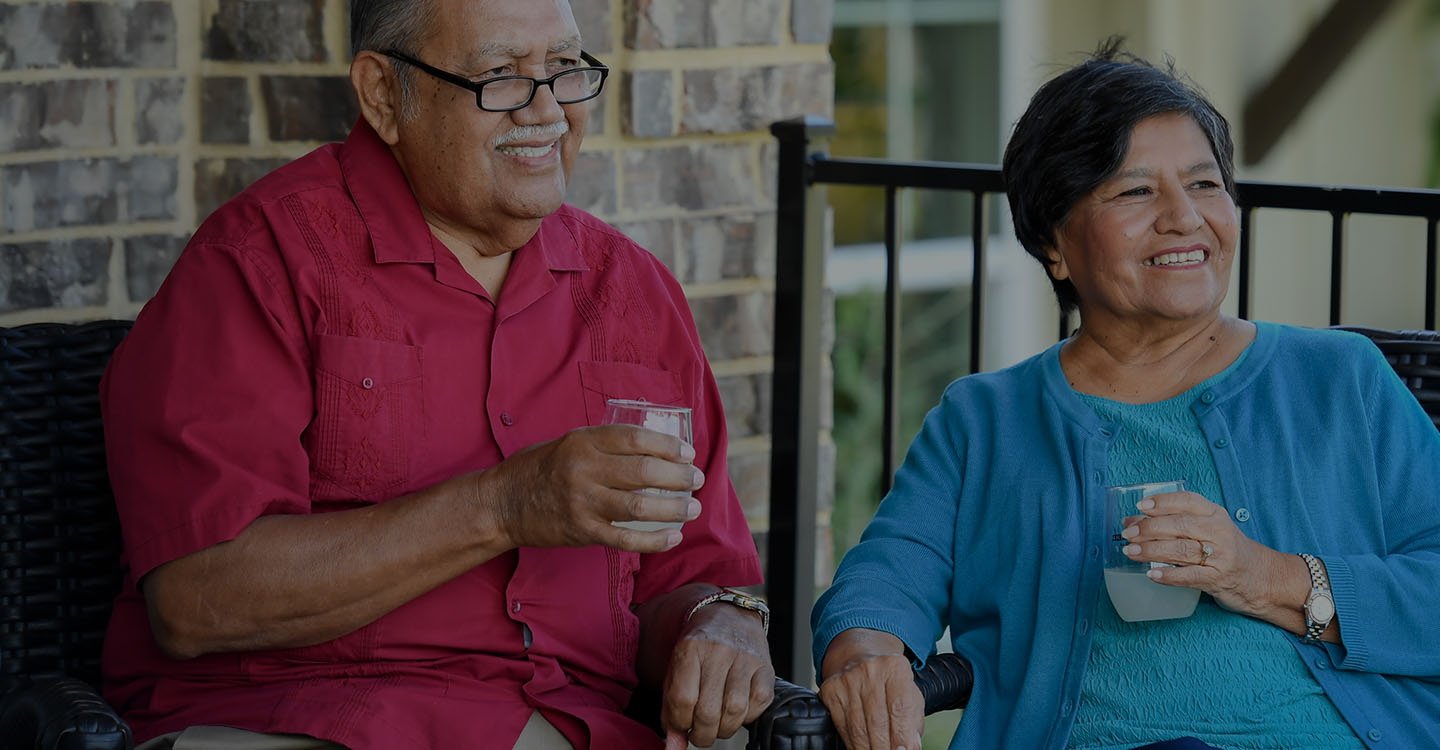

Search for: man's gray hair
xmin=350 ymin=0 xmax=438 ymax=121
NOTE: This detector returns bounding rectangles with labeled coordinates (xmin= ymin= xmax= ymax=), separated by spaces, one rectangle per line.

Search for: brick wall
xmin=0 ymin=0 xmax=836 ymax=579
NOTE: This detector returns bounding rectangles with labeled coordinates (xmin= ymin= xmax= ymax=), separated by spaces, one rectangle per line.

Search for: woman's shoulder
xmin=936 ymin=346 xmax=1056 ymax=408
xmin=1251 ymin=322 xmax=1392 ymax=388
xmin=1263 ymin=321 xmax=1385 ymax=363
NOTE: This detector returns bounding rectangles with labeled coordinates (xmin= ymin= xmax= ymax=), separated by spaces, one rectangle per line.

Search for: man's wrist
xmin=683 ymin=587 xmax=770 ymax=634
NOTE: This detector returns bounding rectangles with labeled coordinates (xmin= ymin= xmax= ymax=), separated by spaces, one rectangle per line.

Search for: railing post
xmin=768 ymin=116 xmax=835 ymax=684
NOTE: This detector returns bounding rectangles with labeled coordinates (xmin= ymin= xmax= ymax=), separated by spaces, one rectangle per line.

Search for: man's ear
xmin=351 ymin=51 xmax=403 ymax=145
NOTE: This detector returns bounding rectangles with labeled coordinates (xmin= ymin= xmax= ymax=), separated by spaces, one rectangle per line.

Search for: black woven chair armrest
xmin=0 ymin=678 xmax=133 ymax=750
xmin=916 ymin=652 xmax=974 ymax=714
xmin=745 ymin=653 xmax=973 ymax=749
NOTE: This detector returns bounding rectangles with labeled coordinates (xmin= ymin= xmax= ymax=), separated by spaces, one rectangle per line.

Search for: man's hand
xmin=483 ymin=424 xmax=704 ymax=553
xmin=661 ymin=602 xmax=774 ymax=748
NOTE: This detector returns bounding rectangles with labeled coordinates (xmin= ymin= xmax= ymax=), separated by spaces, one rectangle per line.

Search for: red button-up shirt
xmin=100 ymin=120 xmax=763 ymax=749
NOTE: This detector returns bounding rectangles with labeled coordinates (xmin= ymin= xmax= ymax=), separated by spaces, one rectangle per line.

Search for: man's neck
xmin=425 ymin=216 xmax=541 ymax=300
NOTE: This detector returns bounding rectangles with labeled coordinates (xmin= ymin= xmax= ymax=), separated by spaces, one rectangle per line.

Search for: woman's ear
xmin=1044 ymin=243 xmax=1070 ymax=282
xmin=351 ymin=51 xmax=403 ymax=146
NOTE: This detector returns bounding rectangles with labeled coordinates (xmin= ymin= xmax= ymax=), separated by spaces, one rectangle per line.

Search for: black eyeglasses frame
xmin=378 ymin=49 xmax=609 ymax=112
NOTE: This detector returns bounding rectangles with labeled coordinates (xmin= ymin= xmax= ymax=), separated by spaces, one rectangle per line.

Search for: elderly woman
xmin=810 ymin=42 xmax=1440 ymax=750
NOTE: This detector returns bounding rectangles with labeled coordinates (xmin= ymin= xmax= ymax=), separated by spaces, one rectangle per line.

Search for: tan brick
xmin=0 ymin=80 xmax=115 ymax=152
xmin=621 ymin=143 xmax=756 ymax=212
xmin=0 ymin=238 xmax=110 ymax=312
xmin=688 ymin=291 xmax=773 ymax=361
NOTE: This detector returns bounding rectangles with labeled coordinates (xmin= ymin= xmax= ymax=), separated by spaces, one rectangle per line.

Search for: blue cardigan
xmin=812 ymin=322 xmax=1440 ymax=749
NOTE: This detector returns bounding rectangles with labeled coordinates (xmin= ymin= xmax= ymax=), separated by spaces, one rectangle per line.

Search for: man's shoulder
xmin=192 ymin=144 xmax=349 ymax=246
xmin=549 ymin=204 xmax=673 ymax=276
xmin=550 ymin=204 xmax=641 ymax=250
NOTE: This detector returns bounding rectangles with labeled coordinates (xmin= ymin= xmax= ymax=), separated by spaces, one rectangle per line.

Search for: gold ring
xmin=1200 ymin=541 xmax=1214 ymax=565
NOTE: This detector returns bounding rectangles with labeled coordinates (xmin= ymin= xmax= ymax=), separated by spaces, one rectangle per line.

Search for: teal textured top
xmin=1067 ymin=350 xmax=1363 ymax=750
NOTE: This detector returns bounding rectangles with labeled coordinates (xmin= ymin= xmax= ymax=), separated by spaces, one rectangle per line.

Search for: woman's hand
xmin=818 ymin=628 xmax=925 ymax=750
xmin=1122 ymin=490 xmax=1316 ymax=631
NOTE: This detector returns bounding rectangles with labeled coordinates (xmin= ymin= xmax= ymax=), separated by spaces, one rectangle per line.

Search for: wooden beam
xmin=1242 ymin=0 xmax=1399 ymax=165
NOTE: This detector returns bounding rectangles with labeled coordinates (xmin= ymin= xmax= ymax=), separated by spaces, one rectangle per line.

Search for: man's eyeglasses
xmin=380 ymin=49 xmax=609 ymax=112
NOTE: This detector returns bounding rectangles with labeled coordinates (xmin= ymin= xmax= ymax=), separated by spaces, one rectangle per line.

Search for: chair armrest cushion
xmin=0 ymin=677 xmax=133 ymax=750
xmin=745 ymin=677 xmax=838 ymax=750
xmin=745 ymin=652 xmax=973 ymax=750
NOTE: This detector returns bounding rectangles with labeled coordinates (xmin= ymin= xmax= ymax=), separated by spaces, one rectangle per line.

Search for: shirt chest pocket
xmin=309 ymin=334 xmax=424 ymax=501
xmin=578 ymin=360 xmax=685 ymax=426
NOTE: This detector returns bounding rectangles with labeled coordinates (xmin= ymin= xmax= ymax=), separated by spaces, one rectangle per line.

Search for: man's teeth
xmin=499 ymin=142 xmax=555 ymax=157
xmin=1144 ymin=249 xmax=1205 ymax=267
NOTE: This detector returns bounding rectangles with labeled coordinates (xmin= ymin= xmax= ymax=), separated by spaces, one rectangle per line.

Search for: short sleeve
xmin=102 ymin=237 xmax=314 ymax=582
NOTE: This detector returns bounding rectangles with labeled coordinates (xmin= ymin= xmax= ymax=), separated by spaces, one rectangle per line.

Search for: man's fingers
xmin=617 ymin=491 xmax=700 ymax=525
xmin=590 ymin=423 xmax=693 ymax=462
xmin=684 ymin=658 xmax=729 ymax=747
xmin=663 ymin=730 xmax=689 ymax=750
xmin=662 ymin=650 xmax=701 ymax=742
xmin=743 ymin=663 xmax=776 ymax=723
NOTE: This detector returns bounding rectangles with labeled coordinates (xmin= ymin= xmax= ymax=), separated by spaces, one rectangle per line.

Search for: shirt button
xmin=1200 ymin=391 xmax=1216 ymax=404
xmin=1088 ymin=545 xmax=1100 ymax=560
xmin=500 ymin=412 xmax=514 ymax=426
xmin=511 ymin=600 xmax=522 ymax=613
xmin=1314 ymin=657 xmax=1328 ymax=670
xmin=1099 ymin=428 xmax=1113 ymax=438
xmin=1213 ymin=437 xmax=1229 ymax=449
xmin=1061 ymin=700 xmax=1074 ymax=715
xmin=1079 ymin=619 xmax=1090 ymax=635
xmin=1093 ymin=470 xmax=1104 ymax=484
xmin=361 ymin=377 xmax=374 ymax=390
xmin=1235 ymin=508 xmax=1251 ymax=522
xmin=1368 ymin=729 xmax=1383 ymax=742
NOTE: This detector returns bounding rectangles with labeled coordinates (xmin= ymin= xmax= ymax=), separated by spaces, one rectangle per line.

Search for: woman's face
xmin=1047 ymin=112 xmax=1238 ymax=330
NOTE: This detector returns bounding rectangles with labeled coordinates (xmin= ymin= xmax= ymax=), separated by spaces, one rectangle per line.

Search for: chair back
xmin=0 ymin=321 xmax=132 ymax=697
xmin=1335 ymin=327 xmax=1440 ymax=431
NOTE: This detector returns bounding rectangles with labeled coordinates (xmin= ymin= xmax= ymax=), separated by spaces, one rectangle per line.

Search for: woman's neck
xmin=1059 ymin=314 xmax=1255 ymax=403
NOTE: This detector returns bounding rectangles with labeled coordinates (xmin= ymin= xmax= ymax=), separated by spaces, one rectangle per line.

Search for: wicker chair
xmin=0 ymin=320 xmax=134 ymax=750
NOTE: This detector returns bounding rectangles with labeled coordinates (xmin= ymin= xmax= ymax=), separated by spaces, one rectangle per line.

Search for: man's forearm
xmin=144 ymin=471 xmax=511 ymax=659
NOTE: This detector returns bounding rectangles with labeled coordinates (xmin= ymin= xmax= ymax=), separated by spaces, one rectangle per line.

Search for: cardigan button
xmin=1235 ymin=508 xmax=1251 ymax=522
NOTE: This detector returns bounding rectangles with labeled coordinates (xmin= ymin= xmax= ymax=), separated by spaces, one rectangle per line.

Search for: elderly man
xmin=98 ymin=0 xmax=773 ymax=748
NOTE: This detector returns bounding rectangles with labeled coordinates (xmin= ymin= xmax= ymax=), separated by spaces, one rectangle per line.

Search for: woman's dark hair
xmin=1002 ymin=37 xmax=1236 ymax=315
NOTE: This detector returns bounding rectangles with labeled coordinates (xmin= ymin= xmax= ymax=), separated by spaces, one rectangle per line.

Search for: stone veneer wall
xmin=0 ymin=0 xmax=836 ymax=581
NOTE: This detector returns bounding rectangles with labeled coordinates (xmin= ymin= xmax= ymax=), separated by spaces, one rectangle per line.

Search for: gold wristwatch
xmin=685 ymin=587 xmax=770 ymax=635
xmin=1297 ymin=553 xmax=1335 ymax=643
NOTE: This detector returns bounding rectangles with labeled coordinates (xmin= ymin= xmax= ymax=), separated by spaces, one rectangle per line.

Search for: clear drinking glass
xmin=1104 ymin=480 xmax=1201 ymax=622
xmin=602 ymin=398 xmax=694 ymax=532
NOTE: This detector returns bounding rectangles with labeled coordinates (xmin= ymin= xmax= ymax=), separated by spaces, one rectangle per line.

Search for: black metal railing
xmin=765 ymin=116 xmax=1440 ymax=683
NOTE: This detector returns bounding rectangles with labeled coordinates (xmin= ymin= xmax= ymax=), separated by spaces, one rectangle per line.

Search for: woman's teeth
xmin=1144 ymin=249 xmax=1205 ymax=267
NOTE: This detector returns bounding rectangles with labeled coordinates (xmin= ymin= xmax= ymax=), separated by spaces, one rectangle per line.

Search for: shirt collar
xmin=339 ymin=117 xmax=435 ymax=264
xmin=338 ymin=117 xmax=590 ymax=274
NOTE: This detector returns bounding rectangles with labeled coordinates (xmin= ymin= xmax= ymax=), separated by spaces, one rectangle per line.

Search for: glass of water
xmin=602 ymin=398 xmax=694 ymax=532
xmin=1104 ymin=480 xmax=1200 ymax=622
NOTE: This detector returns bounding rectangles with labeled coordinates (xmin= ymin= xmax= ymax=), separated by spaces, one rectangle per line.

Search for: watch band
xmin=1298 ymin=552 xmax=1334 ymax=643
xmin=684 ymin=587 xmax=770 ymax=635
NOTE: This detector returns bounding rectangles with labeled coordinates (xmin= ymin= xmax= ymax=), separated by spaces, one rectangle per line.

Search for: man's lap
xmin=135 ymin=712 xmax=574 ymax=750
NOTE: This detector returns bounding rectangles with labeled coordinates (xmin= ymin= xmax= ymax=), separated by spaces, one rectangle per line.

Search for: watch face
xmin=1309 ymin=593 xmax=1335 ymax=623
